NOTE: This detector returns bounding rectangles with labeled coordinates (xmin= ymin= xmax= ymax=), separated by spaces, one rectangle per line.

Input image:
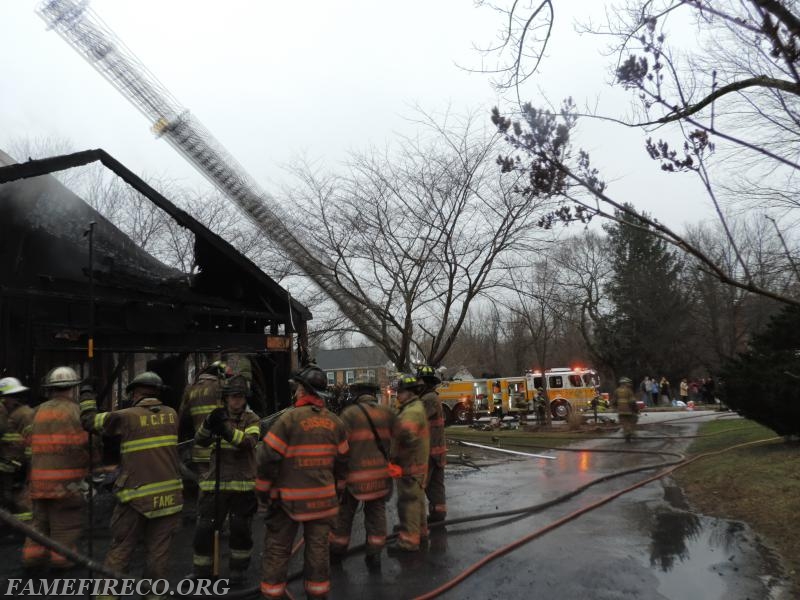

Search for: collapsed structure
xmin=0 ymin=148 xmax=310 ymax=414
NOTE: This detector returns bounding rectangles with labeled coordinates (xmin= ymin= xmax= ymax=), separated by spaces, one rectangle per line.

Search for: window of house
xmin=346 ymin=370 xmax=355 ymax=384
xmin=326 ymin=371 xmax=335 ymax=385
xmin=549 ymin=375 xmax=564 ymax=388
xmin=367 ymin=369 xmax=376 ymax=382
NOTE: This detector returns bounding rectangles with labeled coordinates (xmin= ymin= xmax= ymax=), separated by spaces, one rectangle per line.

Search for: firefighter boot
xmin=386 ymin=540 xmax=419 ymax=555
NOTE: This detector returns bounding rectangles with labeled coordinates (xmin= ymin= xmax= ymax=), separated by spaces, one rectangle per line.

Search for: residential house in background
xmin=315 ymin=346 xmax=394 ymax=395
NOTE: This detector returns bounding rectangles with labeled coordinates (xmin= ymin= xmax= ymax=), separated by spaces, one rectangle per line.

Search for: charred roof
xmin=0 ymin=148 xmax=310 ymax=323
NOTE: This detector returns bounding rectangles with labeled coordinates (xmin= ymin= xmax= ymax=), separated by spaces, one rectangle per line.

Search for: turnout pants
xmin=105 ymin=503 xmax=180 ymax=580
xmin=396 ymin=476 xmax=427 ymax=550
xmin=619 ymin=414 xmax=638 ymax=438
xmin=329 ymin=490 xmax=387 ymax=557
xmin=22 ymin=495 xmax=85 ymax=569
xmin=193 ymin=490 xmax=257 ymax=576
xmin=425 ymin=457 xmax=447 ymax=520
xmin=261 ymin=506 xmax=332 ymax=599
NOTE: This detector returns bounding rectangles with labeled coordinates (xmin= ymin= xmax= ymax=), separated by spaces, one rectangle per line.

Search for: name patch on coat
xmin=300 ymin=417 xmax=335 ymax=432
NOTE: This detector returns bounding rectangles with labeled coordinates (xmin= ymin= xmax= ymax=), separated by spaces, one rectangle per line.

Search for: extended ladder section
xmin=36 ymin=0 xmax=386 ymax=343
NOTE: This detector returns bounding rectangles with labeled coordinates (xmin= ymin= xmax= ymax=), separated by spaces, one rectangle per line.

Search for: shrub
xmin=720 ymin=305 xmax=800 ymax=436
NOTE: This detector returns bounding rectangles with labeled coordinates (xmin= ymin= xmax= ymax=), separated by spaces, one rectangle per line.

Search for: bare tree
xmin=483 ymin=1 xmax=800 ymax=307
xmin=551 ymin=231 xmax=614 ymax=368
xmin=284 ymin=110 xmax=553 ymax=370
xmin=685 ymin=214 xmax=791 ymax=371
xmin=471 ymin=0 xmax=555 ymax=98
xmin=501 ymin=257 xmax=567 ymax=373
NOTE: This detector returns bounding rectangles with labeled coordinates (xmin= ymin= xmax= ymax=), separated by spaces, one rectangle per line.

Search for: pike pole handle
xmin=213 ymin=530 xmax=221 ymax=578
xmin=212 ymin=433 xmax=222 ymax=578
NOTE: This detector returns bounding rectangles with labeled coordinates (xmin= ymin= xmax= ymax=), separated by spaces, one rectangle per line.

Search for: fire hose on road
xmin=411 ymin=435 xmax=780 ymax=600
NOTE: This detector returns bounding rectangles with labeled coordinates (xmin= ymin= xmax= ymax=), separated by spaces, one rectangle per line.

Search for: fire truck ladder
xmin=36 ymin=0 xmax=387 ymax=345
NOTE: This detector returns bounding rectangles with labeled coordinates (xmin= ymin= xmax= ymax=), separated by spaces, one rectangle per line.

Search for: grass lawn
xmin=673 ymin=419 xmax=800 ymax=592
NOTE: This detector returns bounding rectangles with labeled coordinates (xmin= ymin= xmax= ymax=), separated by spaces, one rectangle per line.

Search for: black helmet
xmin=349 ymin=378 xmax=380 ymax=395
xmin=125 ymin=371 xmax=164 ymax=393
xmin=289 ymin=364 xmax=328 ymax=395
xmin=203 ymin=360 xmax=232 ymax=379
xmin=415 ymin=365 xmax=441 ymax=385
xmin=222 ymin=375 xmax=249 ymax=397
xmin=397 ymin=374 xmax=424 ymax=393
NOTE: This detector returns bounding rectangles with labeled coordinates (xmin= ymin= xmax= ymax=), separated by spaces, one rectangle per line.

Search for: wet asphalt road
xmin=0 ymin=411 xmax=792 ymax=599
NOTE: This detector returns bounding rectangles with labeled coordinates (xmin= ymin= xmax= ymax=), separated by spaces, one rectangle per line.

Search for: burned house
xmin=0 ymin=148 xmax=310 ymax=415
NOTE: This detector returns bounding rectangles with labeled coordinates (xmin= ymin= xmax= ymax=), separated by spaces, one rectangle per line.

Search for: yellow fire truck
xmin=436 ymin=367 xmax=601 ymax=423
xmin=436 ymin=379 xmax=481 ymax=424
xmin=524 ymin=367 xmax=601 ymax=419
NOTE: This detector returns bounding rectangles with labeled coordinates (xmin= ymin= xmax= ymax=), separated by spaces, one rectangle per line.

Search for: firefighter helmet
xmin=203 ymin=360 xmax=233 ymax=379
xmin=222 ymin=375 xmax=249 ymax=397
xmin=0 ymin=377 xmax=29 ymax=396
xmin=41 ymin=366 xmax=81 ymax=389
xmin=618 ymin=377 xmax=633 ymax=385
xmin=289 ymin=364 xmax=328 ymax=395
xmin=349 ymin=378 xmax=380 ymax=395
xmin=415 ymin=365 xmax=441 ymax=385
xmin=125 ymin=371 xmax=165 ymax=393
xmin=396 ymin=374 xmax=424 ymax=393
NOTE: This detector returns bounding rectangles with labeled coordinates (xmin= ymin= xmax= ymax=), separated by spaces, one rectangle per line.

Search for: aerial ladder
xmin=36 ymin=0 xmax=389 ymax=347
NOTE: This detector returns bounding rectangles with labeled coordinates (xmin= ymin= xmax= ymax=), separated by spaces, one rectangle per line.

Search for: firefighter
xmin=178 ymin=361 xmax=229 ymax=482
xmin=22 ymin=366 xmax=91 ymax=570
xmin=329 ymin=378 xmax=394 ymax=571
xmin=387 ymin=374 xmax=430 ymax=554
xmin=614 ymin=377 xmax=638 ymax=442
xmin=256 ymin=364 xmax=348 ymax=600
xmin=0 ymin=377 xmax=35 ymax=523
xmin=192 ymin=375 xmax=261 ymax=584
xmin=416 ymin=365 xmax=447 ymax=523
xmin=81 ymin=371 xmax=182 ymax=599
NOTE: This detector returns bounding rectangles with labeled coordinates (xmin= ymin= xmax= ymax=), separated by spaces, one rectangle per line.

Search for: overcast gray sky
xmin=1 ymin=1 xmax=707 ymax=230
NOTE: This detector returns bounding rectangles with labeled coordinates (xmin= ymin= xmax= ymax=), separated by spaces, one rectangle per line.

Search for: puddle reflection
xmin=649 ymin=510 xmax=702 ymax=571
